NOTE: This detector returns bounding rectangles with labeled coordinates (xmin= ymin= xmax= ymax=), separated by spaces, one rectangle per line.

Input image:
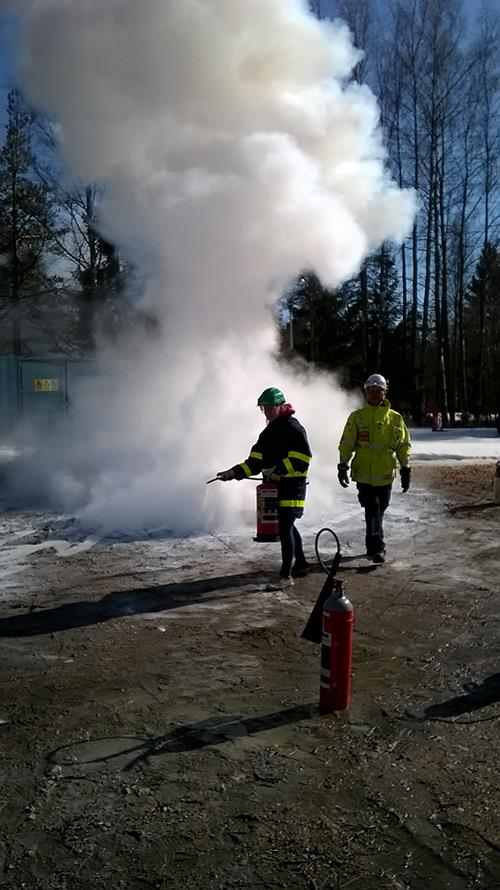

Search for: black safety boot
xmin=292 ymin=562 xmax=313 ymax=578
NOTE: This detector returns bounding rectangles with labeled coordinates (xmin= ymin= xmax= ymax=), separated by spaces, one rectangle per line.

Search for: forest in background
xmin=0 ymin=0 xmax=499 ymax=424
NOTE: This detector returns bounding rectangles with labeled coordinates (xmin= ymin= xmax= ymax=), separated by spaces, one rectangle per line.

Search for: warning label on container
xmin=34 ymin=378 xmax=60 ymax=392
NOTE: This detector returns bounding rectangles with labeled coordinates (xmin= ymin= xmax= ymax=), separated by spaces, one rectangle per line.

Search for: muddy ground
xmin=0 ymin=463 xmax=499 ymax=889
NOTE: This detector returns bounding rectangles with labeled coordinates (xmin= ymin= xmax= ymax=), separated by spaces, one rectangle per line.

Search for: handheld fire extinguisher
xmin=254 ymin=480 xmax=280 ymax=542
xmin=301 ymin=527 xmax=354 ymax=712
xmin=206 ymin=474 xmax=280 ymax=543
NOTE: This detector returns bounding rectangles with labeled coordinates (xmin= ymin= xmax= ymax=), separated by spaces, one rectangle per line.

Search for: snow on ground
xmin=411 ymin=426 xmax=499 ymax=461
xmin=0 ymin=428 xmax=498 ymax=598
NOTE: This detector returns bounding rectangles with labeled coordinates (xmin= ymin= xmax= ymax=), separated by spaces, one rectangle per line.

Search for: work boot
xmin=372 ymin=551 xmax=386 ymax=564
xmin=266 ymin=576 xmax=295 ymax=591
xmin=292 ymin=561 xmax=313 ymax=578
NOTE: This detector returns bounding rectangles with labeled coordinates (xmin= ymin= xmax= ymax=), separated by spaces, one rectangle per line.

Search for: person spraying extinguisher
xmin=217 ymin=387 xmax=313 ymax=590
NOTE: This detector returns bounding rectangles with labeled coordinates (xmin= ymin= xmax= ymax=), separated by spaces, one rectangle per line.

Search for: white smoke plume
xmin=11 ymin=0 xmax=415 ymax=534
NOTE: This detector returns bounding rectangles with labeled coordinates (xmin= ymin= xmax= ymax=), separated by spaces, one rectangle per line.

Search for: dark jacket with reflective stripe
xmin=231 ymin=413 xmax=312 ymax=515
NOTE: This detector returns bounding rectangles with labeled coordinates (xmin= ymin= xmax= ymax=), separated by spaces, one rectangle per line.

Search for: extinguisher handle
xmin=314 ymin=527 xmax=341 ymax=576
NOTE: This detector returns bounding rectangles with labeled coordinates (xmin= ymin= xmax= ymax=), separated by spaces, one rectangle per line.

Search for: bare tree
xmin=34 ymin=116 xmax=126 ymax=353
xmin=468 ymin=3 xmax=500 ymax=418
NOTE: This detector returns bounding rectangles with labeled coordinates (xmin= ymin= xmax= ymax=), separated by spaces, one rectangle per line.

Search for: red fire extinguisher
xmin=319 ymin=580 xmax=354 ymax=712
xmin=254 ymin=480 xmax=280 ymax=542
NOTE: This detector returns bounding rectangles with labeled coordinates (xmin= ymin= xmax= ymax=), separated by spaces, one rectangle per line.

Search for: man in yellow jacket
xmin=338 ymin=374 xmax=411 ymax=563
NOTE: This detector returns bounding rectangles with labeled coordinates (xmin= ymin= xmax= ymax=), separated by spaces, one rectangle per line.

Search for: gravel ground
xmin=0 ymin=461 xmax=499 ymax=889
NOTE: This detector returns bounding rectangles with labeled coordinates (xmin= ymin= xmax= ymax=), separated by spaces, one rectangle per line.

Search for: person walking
xmin=337 ymin=374 xmax=411 ymax=563
xmin=217 ymin=387 xmax=312 ymax=589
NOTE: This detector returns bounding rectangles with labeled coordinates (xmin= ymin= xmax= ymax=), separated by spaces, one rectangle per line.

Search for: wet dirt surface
xmin=0 ymin=463 xmax=499 ymax=889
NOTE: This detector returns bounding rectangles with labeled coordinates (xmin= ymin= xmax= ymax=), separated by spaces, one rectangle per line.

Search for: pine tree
xmin=0 ymin=89 xmax=56 ymax=355
xmin=280 ymin=270 xmax=351 ymax=366
xmin=465 ymin=242 xmax=500 ymax=418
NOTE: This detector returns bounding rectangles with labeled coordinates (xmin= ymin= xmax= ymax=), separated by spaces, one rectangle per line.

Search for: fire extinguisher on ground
xmin=301 ymin=528 xmax=354 ymax=712
xmin=494 ymin=461 xmax=500 ymax=504
xmin=319 ymin=579 xmax=354 ymax=712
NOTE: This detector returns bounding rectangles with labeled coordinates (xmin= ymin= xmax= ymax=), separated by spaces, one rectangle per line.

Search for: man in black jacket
xmin=217 ymin=387 xmax=312 ymax=590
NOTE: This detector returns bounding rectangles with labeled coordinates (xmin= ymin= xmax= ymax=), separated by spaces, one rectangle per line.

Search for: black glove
xmin=400 ymin=466 xmax=411 ymax=493
xmin=217 ymin=469 xmax=235 ymax=481
xmin=338 ymin=463 xmax=350 ymax=488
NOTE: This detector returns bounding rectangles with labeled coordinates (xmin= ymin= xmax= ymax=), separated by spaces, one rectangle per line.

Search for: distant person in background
xmin=430 ymin=402 xmax=442 ymax=432
xmin=337 ymin=374 xmax=411 ymax=563
xmin=217 ymin=387 xmax=312 ymax=590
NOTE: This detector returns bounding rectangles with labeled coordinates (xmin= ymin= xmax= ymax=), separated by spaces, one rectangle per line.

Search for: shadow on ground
xmin=0 ymin=569 xmax=274 ymax=637
xmin=47 ymin=703 xmax=318 ymax=771
xmin=423 ymin=673 xmax=500 ymax=718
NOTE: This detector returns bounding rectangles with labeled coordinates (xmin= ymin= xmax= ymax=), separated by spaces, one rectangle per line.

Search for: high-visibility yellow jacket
xmin=339 ymin=399 xmax=411 ymax=487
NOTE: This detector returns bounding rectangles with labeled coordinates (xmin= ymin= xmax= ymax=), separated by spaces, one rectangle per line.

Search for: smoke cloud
xmin=11 ymin=0 xmax=415 ymax=534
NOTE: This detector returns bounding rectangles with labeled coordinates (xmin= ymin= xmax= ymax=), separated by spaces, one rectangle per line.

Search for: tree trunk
xmin=79 ymin=186 xmax=99 ymax=352
xmin=11 ymin=170 xmax=21 ymax=356
xmin=359 ymin=263 xmax=369 ymax=368
xmin=438 ymin=135 xmax=451 ymax=425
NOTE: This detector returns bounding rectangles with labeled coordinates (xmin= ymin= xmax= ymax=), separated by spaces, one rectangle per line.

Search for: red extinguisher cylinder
xmin=254 ymin=481 xmax=280 ymax=542
xmin=319 ymin=582 xmax=354 ymax=712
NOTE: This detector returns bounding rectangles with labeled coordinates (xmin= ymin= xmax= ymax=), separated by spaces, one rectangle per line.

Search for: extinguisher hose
xmin=301 ymin=527 xmax=342 ymax=644
xmin=314 ymin=527 xmax=341 ymax=577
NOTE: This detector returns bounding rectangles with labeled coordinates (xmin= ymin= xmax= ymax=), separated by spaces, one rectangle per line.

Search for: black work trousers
xmin=356 ymin=483 xmax=392 ymax=556
xmin=278 ymin=508 xmax=306 ymax=578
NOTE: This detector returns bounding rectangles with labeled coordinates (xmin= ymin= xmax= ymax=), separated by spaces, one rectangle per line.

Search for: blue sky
xmin=0 ymin=1 xmax=498 ymax=133
xmin=0 ymin=12 xmax=19 ymax=128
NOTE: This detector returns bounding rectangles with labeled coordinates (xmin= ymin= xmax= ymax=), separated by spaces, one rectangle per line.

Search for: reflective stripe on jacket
xmin=232 ymin=414 xmax=312 ymax=511
xmin=339 ymin=400 xmax=411 ymax=487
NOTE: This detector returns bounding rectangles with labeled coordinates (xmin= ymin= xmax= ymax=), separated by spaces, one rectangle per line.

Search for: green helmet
xmin=257 ymin=387 xmax=286 ymax=406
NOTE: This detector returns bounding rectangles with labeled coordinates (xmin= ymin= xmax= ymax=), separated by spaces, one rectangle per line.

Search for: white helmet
xmin=364 ymin=373 xmax=388 ymax=390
